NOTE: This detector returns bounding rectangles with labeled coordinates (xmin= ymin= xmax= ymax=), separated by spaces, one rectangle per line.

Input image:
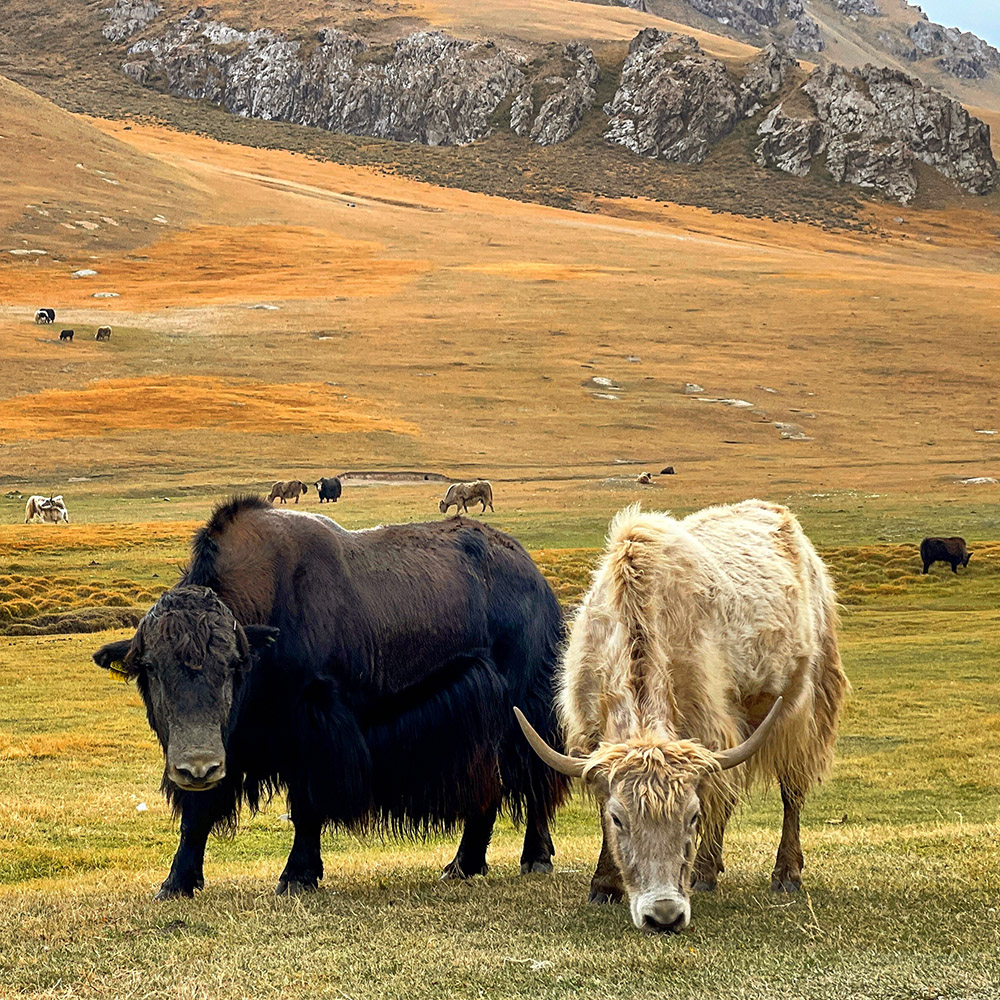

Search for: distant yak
xmin=96 ymin=326 xmax=112 ymax=341
xmin=439 ymin=480 xmax=494 ymax=516
xmin=268 ymin=480 xmax=308 ymax=504
xmin=314 ymin=477 xmax=343 ymax=503
xmin=920 ymin=537 xmax=971 ymax=574
xmin=59 ymin=329 xmax=74 ymax=342
xmin=34 ymin=308 xmax=55 ymax=324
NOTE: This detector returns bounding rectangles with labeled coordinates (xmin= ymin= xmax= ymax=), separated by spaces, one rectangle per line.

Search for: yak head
xmin=93 ymin=586 xmax=277 ymax=791
xmin=514 ymin=698 xmax=782 ymax=933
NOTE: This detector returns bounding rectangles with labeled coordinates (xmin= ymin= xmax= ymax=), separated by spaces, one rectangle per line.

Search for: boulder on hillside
xmin=604 ymin=30 xmax=739 ymax=163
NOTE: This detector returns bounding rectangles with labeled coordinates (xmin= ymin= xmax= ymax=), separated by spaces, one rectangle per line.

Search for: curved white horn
xmin=714 ymin=696 xmax=784 ymax=771
xmin=513 ymin=707 xmax=586 ymax=779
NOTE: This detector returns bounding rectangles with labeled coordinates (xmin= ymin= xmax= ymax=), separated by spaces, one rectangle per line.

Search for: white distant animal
xmin=25 ymin=494 xmax=70 ymax=523
xmin=515 ymin=500 xmax=848 ymax=933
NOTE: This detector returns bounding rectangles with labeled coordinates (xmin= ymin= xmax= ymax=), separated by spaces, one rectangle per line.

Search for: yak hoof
xmin=771 ymin=875 xmax=802 ymax=893
xmin=440 ymin=860 xmax=488 ymax=880
xmin=154 ymin=883 xmax=195 ymax=901
xmin=520 ymin=860 xmax=554 ymax=875
xmin=588 ymin=886 xmax=623 ymax=905
xmin=692 ymin=879 xmax=718 ymax=893
xmin=275 ymin=877 xmax=318 ymax=896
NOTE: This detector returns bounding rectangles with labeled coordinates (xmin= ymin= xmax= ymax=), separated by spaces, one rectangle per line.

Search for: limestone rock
xmin=905 ymin=20 xmax=1000 ymax=80
xmin=754 ymin=104 xmax=822 ymax=176
xmin=805 ymin=64 xmax=997 ymax=196
xmin=529 ymin=43 xmax=599 ymax=145
xmin=604 ymin=30 xmax=739 ymax=163
xmin=124 ymin=15 xmax=525 ymax=146
xmin=836 ymin=0 xmax=880 ymax=15
xmin=102 ymin=0 xmax=162 ymax=42
xmin=825 ymin=136 xmax=917 ymax=202
xmin=739 ymin=43 xmax=799 ymax=115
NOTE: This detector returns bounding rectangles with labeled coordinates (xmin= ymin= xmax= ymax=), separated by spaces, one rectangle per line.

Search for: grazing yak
xmin=920 ymin=536 xmax=971 ymax=574
xmin=267 ymin=480 xmax=308 ymax=504
xmin=439 ymin=480 xmax=494 ymax=516
xmin=34 ymin=308 xmax=55 ymax=324
xmin=93 ymin=495 xmax=568 ymax=899
xmin=314 ymin=476 xmax=343 ymax=503
xmin=25 ymin=495 xmax=69 ymax=523
xmin=59 ymin=329 xmax=74 ymax=342
xmin=96 ymin=326 xmax=112 ymax=341
xmin=516 ymin=500 xmax=848 ymax=933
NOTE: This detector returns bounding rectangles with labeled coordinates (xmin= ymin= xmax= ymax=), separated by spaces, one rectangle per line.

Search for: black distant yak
xmin=314 ymin=476 xmax=343 ymax=503
xmin=920 ymin=536 xmax=971 ymax=574
xmin=94 ymin=495 xmax=568 ymax=898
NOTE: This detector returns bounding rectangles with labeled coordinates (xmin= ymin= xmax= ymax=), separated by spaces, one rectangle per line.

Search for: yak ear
xmin=243 ymin=624 xmax=279 ymax=654
xmin=93 ymin=636 xmax=140 ymax=680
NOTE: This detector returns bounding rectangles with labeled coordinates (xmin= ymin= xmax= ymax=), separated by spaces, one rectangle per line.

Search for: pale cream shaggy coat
xmin=559 ymin=500 xmax=847 ymax=824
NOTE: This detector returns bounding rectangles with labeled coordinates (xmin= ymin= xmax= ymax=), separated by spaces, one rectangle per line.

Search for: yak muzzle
xmin=633 ymin=894 xmax=690 ymax=935
xmin=168 ymin=752 xmax=226 ymax=791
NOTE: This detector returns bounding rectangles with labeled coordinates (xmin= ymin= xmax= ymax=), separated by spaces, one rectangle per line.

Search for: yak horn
xmin=714 ymin=696 xmax=783 ymax=771
xmin=513 ymin=707 xmax=586 ymax=779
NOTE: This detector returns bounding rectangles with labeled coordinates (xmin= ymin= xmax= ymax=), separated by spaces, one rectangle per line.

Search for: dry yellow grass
xmin=3 ymin=118 xmax=1000 ymax=498
xmin=1 ymin=376 xmax=417 ymax=441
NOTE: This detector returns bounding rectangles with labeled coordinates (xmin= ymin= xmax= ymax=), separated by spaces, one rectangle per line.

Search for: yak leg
xmin=589 ymin=808 xmax=624 ymax=904
xmin=692 ymin=797 xmax=734 ymax=892
xmin=156 ymin=790 xmax=226 ymax=900
xmin=772 ymin=778 xmax=804 ymax=892
xmin=519 ymin=795 xmax=555 ymax=875
xmin=441 ymin=803 xmax=498 ymax=879
xmin=276 ymin=804 xmax=324 ymax=895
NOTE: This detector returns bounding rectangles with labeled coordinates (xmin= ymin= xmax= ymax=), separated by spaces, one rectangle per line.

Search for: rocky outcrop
xmin=805 ymin=64 xmax=997 ymax=195
xmin=825 ymin=136 xmax=917 ymax=203
xmin=529 ymin=43 xmax=599 ymax=146
xmin=904 ymin=20 xmax=1000 ymax=80
xmin=755 ymin=62 xmax=998 ymax=200
xmin=604 ymin=29 xmax=739 ymax=163
xmin=121 ymin=13 xmax=603 ymax=148
xmin=835 ymin=0 xmax=880 ymax=16
xmin=123 ymin=14 xmax=525 ymax=146
xmin=684 ymin=0 xmax=823 ymax=53
xmin=739 ymin=43 xmax=798 ymax=115
xmin=102 ymin=0 xmax=162 ymax=42
xmin=754 ymin=104 xmax=822 ymax=175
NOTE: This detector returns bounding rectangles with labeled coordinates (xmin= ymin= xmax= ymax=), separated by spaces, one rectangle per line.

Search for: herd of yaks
xmin=33 ymin=308 xmax=111 ymax=342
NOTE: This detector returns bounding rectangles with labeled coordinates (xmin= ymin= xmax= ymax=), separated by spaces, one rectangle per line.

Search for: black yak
xmin=94 ymin=495 xmax=568 ymax=898
xmin=920 ymin=536 xmax=971 ymax=574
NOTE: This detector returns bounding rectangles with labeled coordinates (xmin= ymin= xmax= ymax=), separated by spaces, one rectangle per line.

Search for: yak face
xmin=513 ymin=699 xmax=783 ymax=933
xmin=595 ymin=745 xmax=713 ymax=933
xmin=94 ymin=586 xmax=278 ymax=792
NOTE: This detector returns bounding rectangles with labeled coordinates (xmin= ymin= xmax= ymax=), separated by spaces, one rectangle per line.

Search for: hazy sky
xmin=913 ymin=1 xmax=1000 ymax=46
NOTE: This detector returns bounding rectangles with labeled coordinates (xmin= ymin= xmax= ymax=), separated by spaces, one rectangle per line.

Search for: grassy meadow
xmin=1 ymin=493 xmax=999 ymax=999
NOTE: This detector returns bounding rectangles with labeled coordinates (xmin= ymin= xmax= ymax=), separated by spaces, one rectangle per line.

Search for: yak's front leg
xmin=589 ymin=808 xmax=624 ymax=904
xmin=276 ymin=803 xmax=324 ymax=895
xmin=441 ymin=803 xmax=498 ymax=879
xmin=519 ymin=794 xmax=555 ymax=875
xmin=772 ymin=778 xmax=805 ymax=892
xmin=156 ymin=788 xmax=228 ymax=900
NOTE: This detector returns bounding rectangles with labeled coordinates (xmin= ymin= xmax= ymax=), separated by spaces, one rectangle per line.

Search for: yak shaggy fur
xmin=560 ymin=500 xmax=848 ymax=845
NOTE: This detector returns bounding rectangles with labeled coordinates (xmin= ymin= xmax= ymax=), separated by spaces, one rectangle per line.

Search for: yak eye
xmin=610 ymin=812 xmax=625 ymax=830
xmin=690 ymin=812 xmax=701 ymax=830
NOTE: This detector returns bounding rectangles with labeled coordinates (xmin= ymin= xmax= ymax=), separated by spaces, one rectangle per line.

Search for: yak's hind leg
xmin=156 ymin=785 xmax=233 ymax=900
xmin=772 ymin=778 xmax=804 ymax=892
xmin=441 ymin=803 xmax=498 ymax=879
xmin=589 ymin=808 xmax=625 ymax=903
